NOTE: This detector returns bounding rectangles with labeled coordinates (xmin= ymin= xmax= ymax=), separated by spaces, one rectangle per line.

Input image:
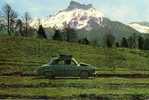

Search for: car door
xmin=51 ymin=59 xmax=66 ymax=76
xmin=64 ymin=59 xmax=79 ymax=77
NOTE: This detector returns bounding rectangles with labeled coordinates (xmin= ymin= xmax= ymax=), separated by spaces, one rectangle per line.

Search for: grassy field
xmin=0 ymin=36 xmax=149 ymax=72
xmin=0 ymin=36 xmax=149 ymax=99
xmin=1 ymin=76 xmax=149 ymax=99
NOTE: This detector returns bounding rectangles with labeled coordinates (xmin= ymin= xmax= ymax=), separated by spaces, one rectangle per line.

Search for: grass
xmin=1 ymin=76 xmax=149 ymax=97
xmin=0 ymin=76 xmax=149 ymax=100
xmin=0 ymin=36 xmax=149 ymax=72
xmin=1 ymin=76 xmax=149 ymax=87
xmin=0 ymin=36 xmax=149 ymax=99
xmin=1 ymin=88 xmax=149 ymax=96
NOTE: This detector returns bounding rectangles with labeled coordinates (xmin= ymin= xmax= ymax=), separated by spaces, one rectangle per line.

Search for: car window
xmin=71 ymin=60 xmax=77 ymax=65
xmin=64 ymin=59 xmax=77 ymax=65
xmin=51 ymin=59 xmax=65 ymax=65
xmin=50 ymin=57 xmax=79 ymax=65
xmin=64 ymin=60 xmax=71 ymax=65
xmin=72 ymin=58 xmax=79 ymax=65
xmin=51 ymin=59 xmax=58 ymax=64
xmin=58 ymin=60 xmax=65 ymax=64
xmin=49 ymin=57 xmax=59 ymax=65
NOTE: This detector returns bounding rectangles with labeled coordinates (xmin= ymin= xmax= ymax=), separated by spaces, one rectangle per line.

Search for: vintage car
xmin=37 ymin=54 xmax=96 ymax=79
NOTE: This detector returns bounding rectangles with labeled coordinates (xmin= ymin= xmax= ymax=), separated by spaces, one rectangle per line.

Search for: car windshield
xmin=48 ymin=57 xmax=59 ymax=65
xmin=49 ymin=57 xmax=79 ymax=66
xmin=72 ymin=58 xmax=79 ymax=65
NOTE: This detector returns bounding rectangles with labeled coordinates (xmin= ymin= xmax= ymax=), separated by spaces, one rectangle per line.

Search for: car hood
xmin=79 ymin=63 xmax=90 ymax=66
xmin=79 ymin=63 xmax=96 ymax=70
xmin=41 ymin=64 xmax=49 ymax=67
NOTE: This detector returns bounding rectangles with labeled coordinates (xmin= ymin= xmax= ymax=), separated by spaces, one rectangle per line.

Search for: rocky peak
xmin=67 ymin=1 xmax=93 ymax=10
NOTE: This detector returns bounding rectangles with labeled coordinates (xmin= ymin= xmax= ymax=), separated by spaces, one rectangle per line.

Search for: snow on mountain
xmin=128 ymin=22 xmax=149 ymax=33
xmin=30 ymin=1 xmax=104 ymax=30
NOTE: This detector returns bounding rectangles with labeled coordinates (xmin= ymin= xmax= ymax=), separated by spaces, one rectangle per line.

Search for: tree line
xmin=105 ymin=33 xmax=149 ymax=50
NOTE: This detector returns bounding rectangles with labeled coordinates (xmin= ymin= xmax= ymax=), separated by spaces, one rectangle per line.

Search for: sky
xmin=0 ymin=0 xmax=149 ymax=23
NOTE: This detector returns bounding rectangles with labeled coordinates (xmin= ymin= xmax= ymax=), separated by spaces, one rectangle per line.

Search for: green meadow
xmin=0 ymin=37 xmax=149 ymax=99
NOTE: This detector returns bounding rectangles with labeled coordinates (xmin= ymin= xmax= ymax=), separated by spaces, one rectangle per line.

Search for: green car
xmin=37 ymin=54 xmax=96 ymax=79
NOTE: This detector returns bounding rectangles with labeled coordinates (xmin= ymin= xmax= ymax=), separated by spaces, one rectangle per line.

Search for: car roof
xmin=57 ymin=54 xmax=72 ymax=60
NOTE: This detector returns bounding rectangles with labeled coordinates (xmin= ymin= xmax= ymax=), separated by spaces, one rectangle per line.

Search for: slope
xmin=0 ymin=37 xmax=149 ymax=75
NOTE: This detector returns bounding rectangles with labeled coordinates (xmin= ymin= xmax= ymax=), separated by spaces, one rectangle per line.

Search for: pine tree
xmin=79 ymin=38 xmax=89 ymax=45
xmin=37 ymin=25 xmax=47 ymax=39
xmin=128 ymin=33 xmax=138 ymax=48
xmin=53 ymin=29 xmax=63 ymax=40
xmin=121 ymin=37 xmax=128 ymax=48
xmin=128 ymin=36 xmax=133 ymax=48
xmin=115 ymin=42 xmax=120 ymax=47
xmin=144 ymin=38 xmax=149 ymax=50
xmin=64 ymin=25 xmax=77 ymax=42
xmin=105 ymin=33 xmax=115 ymax=48
xmin=138 ymin=36 xmax=144 ymax=50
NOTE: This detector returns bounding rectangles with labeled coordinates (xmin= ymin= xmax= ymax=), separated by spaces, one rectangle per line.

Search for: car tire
xmin=45 ymin=72 xmax=55 ymax=79
xmin=49 ymin=75 xmax=55 ymax=79
xmin=80 ymin=71 xmax=89 ymax=79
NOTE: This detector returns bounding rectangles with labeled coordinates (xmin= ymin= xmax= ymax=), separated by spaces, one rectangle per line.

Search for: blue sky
xmin=0 ymin=0 xmax=149 ymax=23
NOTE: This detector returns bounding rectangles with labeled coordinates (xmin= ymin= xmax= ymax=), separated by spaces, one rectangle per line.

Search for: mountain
xmin=129 ymin=22 xmax=149 ymax=34
xmin=67 ymin=1 xmax=93 ymax=10
xmin=30 ymin=1 xmax=104 ymax=30
xmin=76 ymin=17 xmax=140 ymax=46
xmin=30 ymin=1 xmax=141 ymax=46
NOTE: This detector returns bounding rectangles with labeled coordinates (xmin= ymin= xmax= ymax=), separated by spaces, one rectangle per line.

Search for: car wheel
xmin=49 ymin=75 xmax=55 ymax=79
xmin=80 ymin=71 xmax=89 ymax=79
xmin=45 ymin=72 xmax=55 ymax=79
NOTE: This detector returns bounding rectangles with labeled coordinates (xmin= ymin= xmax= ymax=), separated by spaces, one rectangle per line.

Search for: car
xmin=37 ymin=54 xmax=96 ymax=79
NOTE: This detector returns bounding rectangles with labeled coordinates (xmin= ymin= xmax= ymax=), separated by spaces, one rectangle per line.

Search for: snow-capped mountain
xmin=30 ymin=1 xmax=104 ymax=30
xmin=129 ymin=22 xmax=149 ymax=33
xmin=30 ymin=1 xmax=141 ymax=46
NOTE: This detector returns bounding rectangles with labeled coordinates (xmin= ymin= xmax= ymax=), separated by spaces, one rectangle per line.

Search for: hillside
xmin=78 ymin=18 xmax=140 ymax=46
xmin=1 ymin=37 xmax=149 ymax=99
xmin=0 ymin=36 xmax=149 ymax=74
